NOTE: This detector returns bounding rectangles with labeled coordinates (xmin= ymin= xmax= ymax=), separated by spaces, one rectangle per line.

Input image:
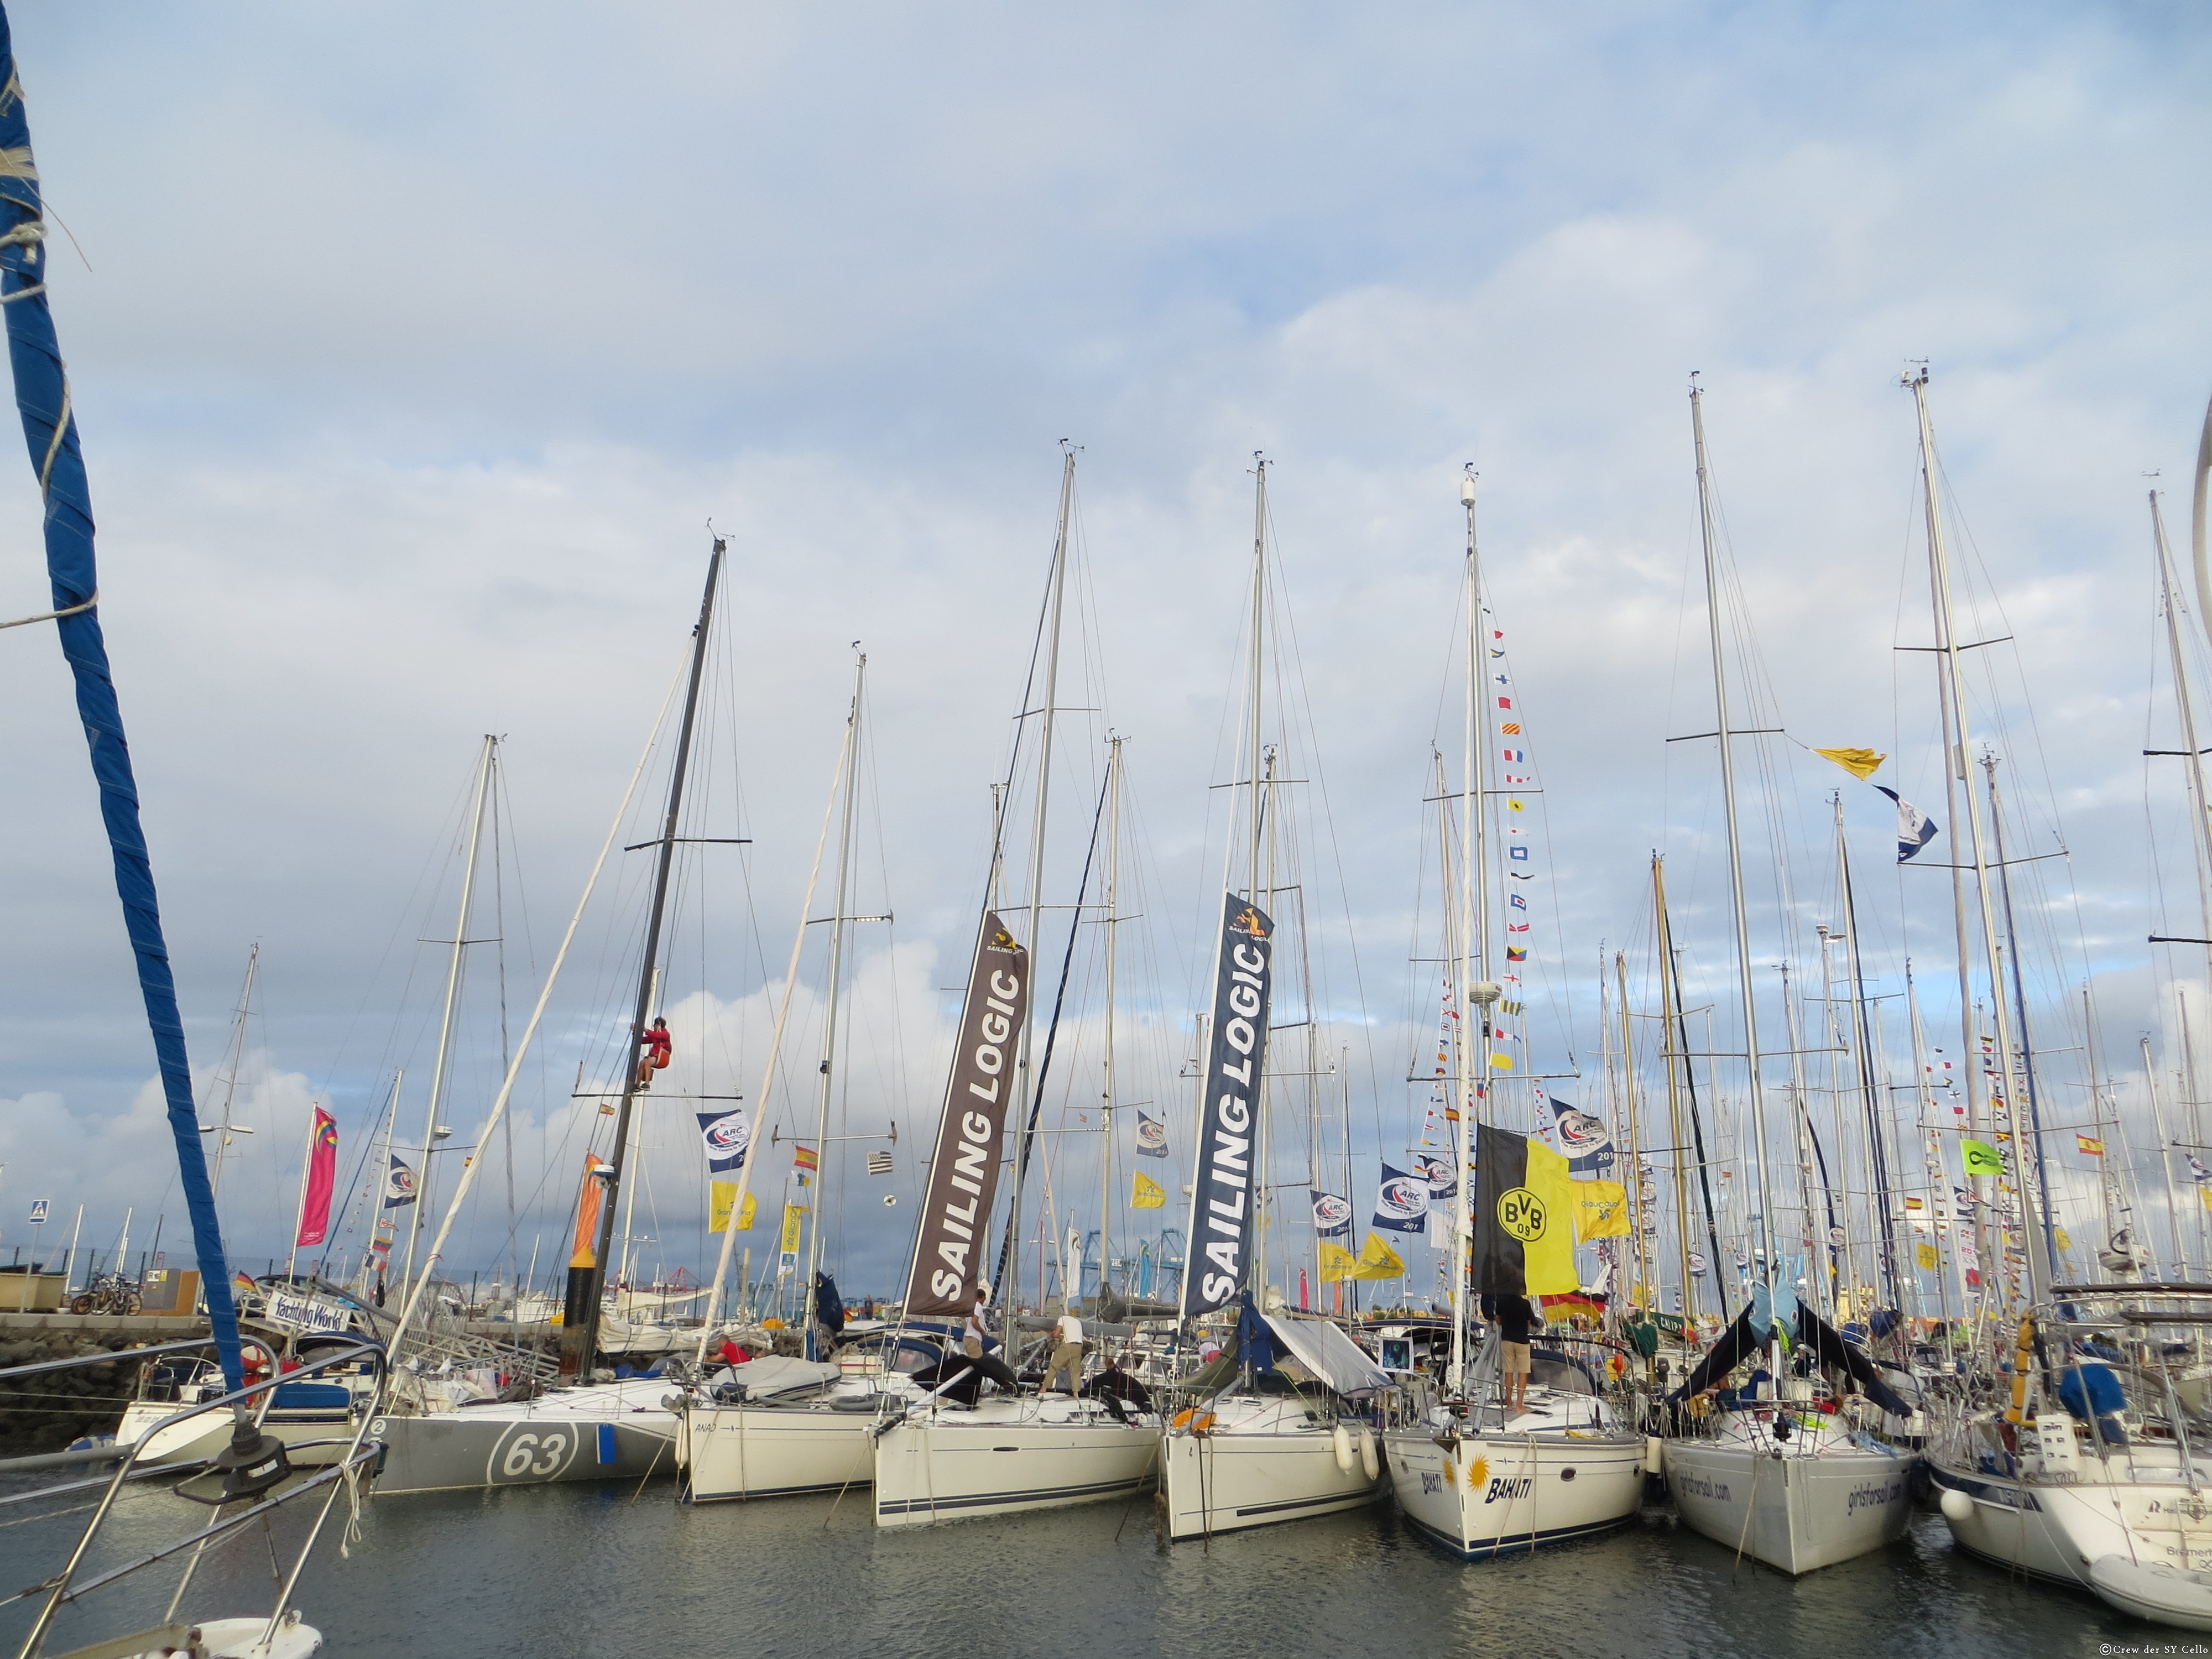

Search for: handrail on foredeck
xmin=14 ymin=1336 xmax=388 ymax=1659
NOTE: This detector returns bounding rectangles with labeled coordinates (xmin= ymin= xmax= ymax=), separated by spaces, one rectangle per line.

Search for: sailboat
xmin=1157 ymin=458 xmax=1395 ymax=1542
xmin=1657 ymin=380 xmax=1913 ymax=1574
xmin=1928 ymin=392 xmax=2212 ymax=1629
xmin=676 ymin=649 xmax=943 ymax=1503
xmin=371 ymin=543 xmax=737 ymax=1495
xmin=872 ymin=449 xmax=1164 ymax=1528
xmin=1382 ymin=467 xmax=1648 ymax=1559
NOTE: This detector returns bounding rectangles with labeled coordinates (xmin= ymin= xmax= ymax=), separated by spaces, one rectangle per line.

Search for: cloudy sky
xmin=1 ymin=2 xmax=2207 ymax=1302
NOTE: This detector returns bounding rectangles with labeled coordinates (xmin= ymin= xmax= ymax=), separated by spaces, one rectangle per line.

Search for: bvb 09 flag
xmin=1473 ymin=1123 xmax=1578 ymax=1297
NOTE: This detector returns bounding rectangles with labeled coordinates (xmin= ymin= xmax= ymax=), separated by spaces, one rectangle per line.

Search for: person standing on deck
xmin=963 ymin=1282 xmax=993 ymax=1358
xmin=1043 ymin=1306 xmax=1085 ymax=1394
xmin=1497 ymin=1293 xmax=1537 ymax=1415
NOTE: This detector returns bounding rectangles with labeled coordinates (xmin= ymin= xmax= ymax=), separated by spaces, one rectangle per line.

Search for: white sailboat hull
xmin=873 ymin=1397 xmax=1161 ymax=1528
xmin=680 ymin=1401 xmax=880 ymax=1501
xmin=1932 ymin=1452 xmax=2212 ymax=1624
xmin=1386 ymin=1427 xmax=1644 ymax=1558
xmin=115 ymin=1400 xmax=361 ymax=1469
xmin=1665 ymin=1434 xmax=1911 ymax=1574
xmin=1159 ymin=1399 xmax=1381 ymax=1540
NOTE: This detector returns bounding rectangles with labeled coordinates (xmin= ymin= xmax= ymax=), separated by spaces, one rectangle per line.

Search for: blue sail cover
xmin=0 ymin=9 xmax=243 ymax=1387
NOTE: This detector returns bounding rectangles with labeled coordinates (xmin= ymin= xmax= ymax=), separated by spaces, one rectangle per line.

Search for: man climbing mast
xmin=635 ymin=1017 xmax=672 ymax=1091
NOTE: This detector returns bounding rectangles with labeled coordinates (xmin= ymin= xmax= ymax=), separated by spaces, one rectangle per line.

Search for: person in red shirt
xmin=635 ymin=1018 xmax=672 ymax=1089
xmin=717 ymin=1335 xmax=750 ymax=1368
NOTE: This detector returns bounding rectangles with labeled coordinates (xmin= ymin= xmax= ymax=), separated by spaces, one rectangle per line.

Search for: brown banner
xmin=901 ymin=911 xmax=1029 ymax=1316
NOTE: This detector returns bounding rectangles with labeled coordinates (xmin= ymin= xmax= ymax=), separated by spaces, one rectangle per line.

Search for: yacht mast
xmin=1688 ymin=381 xmax=1777 ymax=1300
xmin=1834 ymin=796 xmax=1903 ymax=1311
xmin=203 ymin=945 xmax=260 ymax=1200
xmin=1905 ymin=367 xmax=2049 ymax=1306
xmin=405 ymin=734 xmax=495 ymax=1301
xmin=801 ymin=650 xmax=868 ymax=1351
xmin=578 ymin=540 xmax=723 ymax=1370
xmin=1003 ymin=446 xmax=1076 ymax=1350
xmin=1449 ymin=466 xmax=1491 ymax=1397
xmin=1095 ymin=735 xmax=1123 ymax=1307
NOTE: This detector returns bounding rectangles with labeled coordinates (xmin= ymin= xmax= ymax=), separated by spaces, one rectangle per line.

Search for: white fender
xmin=1643 ymin=1436 xmax=1663 ymax=1475
xmin=1358 ymin=1425 xmax=1379 ymax=1481
xmin=1938 ymin=1487 xmax=1975 ymax=1525
xmin=1332 ymin=1423 xmax=1357 ymax=1475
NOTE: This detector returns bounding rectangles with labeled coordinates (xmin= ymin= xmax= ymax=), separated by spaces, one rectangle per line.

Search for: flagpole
xmin=370 ymin=1070 xmax=401 ymax=1299
xmin=2144 ymin=1036 xmax=2189 ymax=1278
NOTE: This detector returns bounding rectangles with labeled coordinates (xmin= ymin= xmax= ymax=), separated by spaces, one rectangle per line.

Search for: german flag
xmin=1472 ymin=1123 xmax=1578 ymax=1296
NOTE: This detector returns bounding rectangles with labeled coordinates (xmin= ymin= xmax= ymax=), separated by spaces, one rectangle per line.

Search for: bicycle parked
xmin=69 ymin=1270 xmax=142 ymax=1316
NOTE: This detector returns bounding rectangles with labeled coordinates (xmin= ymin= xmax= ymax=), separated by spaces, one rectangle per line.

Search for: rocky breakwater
xmin=0 ymin=1331 xmax=163 ymax=1456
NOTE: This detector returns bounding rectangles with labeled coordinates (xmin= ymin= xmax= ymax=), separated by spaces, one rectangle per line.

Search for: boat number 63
xmin=496 ymin=1430 xmax=573 ymax=1481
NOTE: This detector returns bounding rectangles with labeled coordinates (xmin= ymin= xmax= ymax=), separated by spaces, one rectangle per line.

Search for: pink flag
xmin=295 ymin=1108 xmax=339 ymax=1248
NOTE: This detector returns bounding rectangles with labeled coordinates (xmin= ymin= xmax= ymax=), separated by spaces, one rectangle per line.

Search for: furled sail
xmin=0 ymin=12 xmax=244 ymax=1387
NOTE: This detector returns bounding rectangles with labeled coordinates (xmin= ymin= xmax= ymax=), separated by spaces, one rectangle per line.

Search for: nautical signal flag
xmin=1506 ymin=946 xmax=1528 ymax=961
xmin=1473 ymin=1124 xmax=1578 ymax=1297
xmin=1961 ymin=1139 xmax=2003 ymax=1176
xmin=1502 ymin=749 xmax=1526 ymax=763
xmin=1874 ymin=786 xmax=1940 ymax=862
xmin=1501 ymin=722 xmax=1521 ymax=735
xmin=1916 ymin=1242 xmax=1940 ymax=1271
xmin=2077 ymin=1134 xmax=2105 ymax=1157
xmin=1813 ymin=747 xmax=1887 ymax=781
xmin=1130 ymin=1171 xmax=1166 ymax=1209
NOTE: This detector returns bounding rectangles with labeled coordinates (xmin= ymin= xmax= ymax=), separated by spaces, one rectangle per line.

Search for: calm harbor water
xmin=0 ymin=1478 xmax=2142 ymax=1657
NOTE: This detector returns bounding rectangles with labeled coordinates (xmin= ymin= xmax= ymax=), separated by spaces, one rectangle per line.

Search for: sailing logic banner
xmin=1180 ymin=894 xmax=1275 ymax=1318
xmin=901 ymin=912 xmax=1030 ymax=1316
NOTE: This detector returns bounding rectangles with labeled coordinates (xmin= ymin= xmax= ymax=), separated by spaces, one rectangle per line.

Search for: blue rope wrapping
xmin=0 ymin=8 xmax=243 ymax=1388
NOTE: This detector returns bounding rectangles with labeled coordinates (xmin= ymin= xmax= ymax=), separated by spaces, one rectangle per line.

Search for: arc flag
xmin=1131 ymin=1171 xmax=1166 ymax=1209
xmin=294 ymin=1108 xmax=338 ymax=1249
xmin=1874 ymin=786 xmax=1940 ymax=862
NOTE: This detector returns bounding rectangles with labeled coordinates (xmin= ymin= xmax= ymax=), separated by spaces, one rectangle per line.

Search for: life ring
xmin=239 ymin=1342 xmax=275 ymax=1384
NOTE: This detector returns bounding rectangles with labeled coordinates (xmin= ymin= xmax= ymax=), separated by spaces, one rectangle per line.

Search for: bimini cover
xmin=1265 ymin=1314 xmax=1390 ymax=1396
xmin=718 ymin=1356 xmax=837 ymax=1399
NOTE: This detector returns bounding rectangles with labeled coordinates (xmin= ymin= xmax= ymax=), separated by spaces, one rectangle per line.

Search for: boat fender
xmin=1643 ymin=1436 xmax=1663 ymax=1475
xmin=1332 ymin=1424 xmax=1357 ymax=1474
xmin=1938 ymin=1488 xmax=1975 ymax=1525
xmin=1358 ymin=1426 xmax=1379 ymax=1481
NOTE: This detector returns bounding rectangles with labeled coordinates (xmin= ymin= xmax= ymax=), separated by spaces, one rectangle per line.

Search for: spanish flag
xmin=1473 ymin=1124 xmax=1578 ymax=1296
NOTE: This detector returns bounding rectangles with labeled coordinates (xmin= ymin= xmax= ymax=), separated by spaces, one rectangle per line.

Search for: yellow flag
xmin=1507 ymin=798 xmax=1526 ymax=812
xmin=2199 ymin=1187 xmax=2212 ymax=1215
xmin=1515 ymin=1135 xmax=1580 ymax=1296
xmin=1814 ymin=747 xmax=1887 ymax=780
xmin=1317 ymin=1242 xmax=1360 ymax=1282
xmin=1489 ymin=1052 xmax=1514 ymax=1071
xmin=1572 ymin=1179 xmax=1630 ymax=1240
xmin=1130 ymin=1171 xmax=1165 ymax=1210
xmin=709 ymin=1182 xmax=756 ymax=1234
xmin=779 ymin=1203 xmax=807 ymax=1254
xmin=1353 ymin=1233 xmax=1405 ymax=1280
xmin=1916 ymin=1241 xmax=1939 ymax=1271
xmin=2054 ymin=1227 xmax=2073 ymax=1251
